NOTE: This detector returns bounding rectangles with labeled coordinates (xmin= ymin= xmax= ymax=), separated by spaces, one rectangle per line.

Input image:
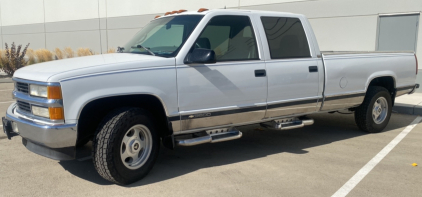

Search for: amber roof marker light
xmin=154 ymin=15 xmax=160 ymax=19
xmin=198 ymin=8 xmax=209 ymax=12
xmin=178 ymin=9 xmax=187 ymax=13
xmin=164 ymin=12 xmax=171 ymax=15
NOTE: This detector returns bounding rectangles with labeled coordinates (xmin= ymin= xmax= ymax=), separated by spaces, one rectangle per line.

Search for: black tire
xmin=355 ymin=86 xmax=392 ymax=133
xmin=92 ymin=108 xmax=159 ymax=185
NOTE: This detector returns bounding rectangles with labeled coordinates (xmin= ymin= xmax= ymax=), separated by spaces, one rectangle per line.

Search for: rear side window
xmin=194 ymin=15 xmax=259 ymax=62
xmin=261 ymin=17 xmax=311 ymax=59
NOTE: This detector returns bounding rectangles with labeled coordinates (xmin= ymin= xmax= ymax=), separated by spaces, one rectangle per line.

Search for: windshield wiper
xmin=131 ymin=45 xmax=155 ymax=56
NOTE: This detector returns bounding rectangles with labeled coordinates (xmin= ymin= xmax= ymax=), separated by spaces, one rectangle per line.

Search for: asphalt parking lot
xmin=0 ymin=82 xmax=421 ymax=197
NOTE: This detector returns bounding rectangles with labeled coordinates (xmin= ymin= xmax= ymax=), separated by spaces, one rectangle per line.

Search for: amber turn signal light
xmin=49 ymin=107 xmax=64 ymax=120
xmin=47 ymin=86 xmax=62 ymax=99
xmin=198 ymin=8 xmax=208 ymax=12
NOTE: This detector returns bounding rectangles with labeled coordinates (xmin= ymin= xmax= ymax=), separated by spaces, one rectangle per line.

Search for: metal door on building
xmin=377 ymin=14 xmax=420 ymax=52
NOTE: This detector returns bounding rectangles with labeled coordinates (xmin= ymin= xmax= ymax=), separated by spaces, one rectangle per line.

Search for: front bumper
xmin=3 ymin=103 xmax=77 ymax=160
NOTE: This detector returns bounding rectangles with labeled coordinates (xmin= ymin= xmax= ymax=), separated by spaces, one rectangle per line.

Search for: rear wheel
xmin=92 ymin=108 xmax=159 ymax=185
xmin=355 ymin=86 xmax=392 ymax=133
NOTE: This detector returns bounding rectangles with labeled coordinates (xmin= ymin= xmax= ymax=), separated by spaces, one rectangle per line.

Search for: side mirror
xmin=185 ymin=48 xmax=216 ymax=64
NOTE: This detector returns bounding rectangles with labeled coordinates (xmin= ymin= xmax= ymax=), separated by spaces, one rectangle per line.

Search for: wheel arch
xmin=76 ymin=94 xmax=173 ymax=146
xmin=365 ymin=75 xmax=396 ymax=104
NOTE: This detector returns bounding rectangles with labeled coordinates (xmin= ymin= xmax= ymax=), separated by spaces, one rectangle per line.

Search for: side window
xmin=194 ymin=15 xmax=259 ymax=61
xmin=261 ymin=17 xmax=311 ymax=59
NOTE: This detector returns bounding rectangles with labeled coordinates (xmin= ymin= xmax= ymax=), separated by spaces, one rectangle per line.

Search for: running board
xmin=260 ymin=117 xmax=314 ymax=130
xmin=176 ymin=129 xmax=242 ymax=146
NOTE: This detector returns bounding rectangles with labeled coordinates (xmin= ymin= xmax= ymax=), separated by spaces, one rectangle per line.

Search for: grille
xmin=17 ymin=101 xmax=31 ymax=113
xmin=16 ymin=82 xmax=29 ymax=94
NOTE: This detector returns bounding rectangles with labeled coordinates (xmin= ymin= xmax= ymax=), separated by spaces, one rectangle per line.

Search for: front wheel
xmin=92 ymin=108 xmax=159 ymax=185
xmin=355 ymin=86 xmax=392 ymax=133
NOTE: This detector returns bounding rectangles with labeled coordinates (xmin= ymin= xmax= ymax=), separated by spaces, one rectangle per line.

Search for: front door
xmin=259 ymin=16 xmax=320 ymax=118
xmin=177 ymin=15 xmax=267 ymax=131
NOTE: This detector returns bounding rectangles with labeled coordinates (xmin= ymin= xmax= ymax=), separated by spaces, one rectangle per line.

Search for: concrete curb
xmin=0 ymin=78 xmax=13 ymax=83
xmin=393 ymin=103 xmax=422 ymax=116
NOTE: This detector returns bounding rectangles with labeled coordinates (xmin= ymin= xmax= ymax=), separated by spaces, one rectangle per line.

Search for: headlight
xmin=32 ymin=106 xmax=50 ymax=118
xmin=29 ymin=85 xmax=62 ymax=99
xmin=30 ymin=85 xmax=48 ymax=97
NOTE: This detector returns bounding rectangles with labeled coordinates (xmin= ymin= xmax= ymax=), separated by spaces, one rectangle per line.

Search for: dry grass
xmin=26 ymin=49 xmax=36 ymax=65
xmin=77 ymin=48 xmax=94 ymax=57
xmin=107 ymin=48 xmax=116 ymax=53
xmin=64 ymin=47 xmax=74 ymax=58
xmin=34 ymin=49 xmax=53 ymax=62
xmin=0 ymin=46 xmax=105 ymax=68
xmin=54 ymin=48 xmax=64 ymax=59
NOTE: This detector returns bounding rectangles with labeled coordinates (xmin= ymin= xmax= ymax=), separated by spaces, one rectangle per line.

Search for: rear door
xmin=176 ymin=15 xmax=267 ymax=131
xmin=258 ymin=16 xmax=320 ymax=118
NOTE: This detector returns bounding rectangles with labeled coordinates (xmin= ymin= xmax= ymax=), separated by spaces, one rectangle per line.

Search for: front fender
xmin=59 ymin=65 xmax=178 ymax=123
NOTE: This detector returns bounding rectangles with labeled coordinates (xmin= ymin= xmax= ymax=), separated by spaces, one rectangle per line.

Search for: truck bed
xmin=320 ymin=51 xmax=417 ymax=111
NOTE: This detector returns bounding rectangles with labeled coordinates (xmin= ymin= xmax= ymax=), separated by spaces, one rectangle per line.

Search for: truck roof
xmin=154 ymin=9 xmax=305 ymax=20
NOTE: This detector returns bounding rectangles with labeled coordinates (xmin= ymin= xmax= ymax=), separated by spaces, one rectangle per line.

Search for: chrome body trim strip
xmin=181 ymin=108 xmax=266 ymax=131
xmin=265 ymin=97 xmax=319 ymax=118
xmin=321 ymin=92 xmax=365 ymax=111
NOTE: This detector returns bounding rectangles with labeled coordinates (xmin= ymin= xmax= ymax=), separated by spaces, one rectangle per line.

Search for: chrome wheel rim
xmin=120 ymin=124 xmax=152 ymax=170
xmin=372 ymin=97 xmax=388 ymax=124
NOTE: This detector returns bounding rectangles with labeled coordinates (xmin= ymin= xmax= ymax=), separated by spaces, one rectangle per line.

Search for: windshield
xmin=122 ymin=15 xmax=204 ymax=57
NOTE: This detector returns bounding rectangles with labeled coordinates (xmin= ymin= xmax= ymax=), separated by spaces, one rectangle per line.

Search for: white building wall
xmin=308 ymin=16 xmax=378 ymax=51
xmin=0 ymin=0 xmax=420 ymax=65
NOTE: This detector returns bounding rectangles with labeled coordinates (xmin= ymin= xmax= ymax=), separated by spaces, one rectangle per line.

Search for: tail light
xmin=416 ymin=54 xmax=418 ymax=75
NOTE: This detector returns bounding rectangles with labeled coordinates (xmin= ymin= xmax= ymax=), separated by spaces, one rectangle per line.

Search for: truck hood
xmin=13 ymin=53 xmax=175 ymax=82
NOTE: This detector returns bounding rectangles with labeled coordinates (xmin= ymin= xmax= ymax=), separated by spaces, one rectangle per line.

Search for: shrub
xmin=0 ymin=42 xmax=30 ymax=76
xmin=54 ymin=48 xmax=64 ymax=59
xmin=34 ymin=49 xmax=53 ymax=62
xmin=77 ymin=48 xmax=94 ymax=57
xmin=107 ymin=48 xmax=116 ymax=53
xmin=64 ymin=47 xmax=74 ymax=58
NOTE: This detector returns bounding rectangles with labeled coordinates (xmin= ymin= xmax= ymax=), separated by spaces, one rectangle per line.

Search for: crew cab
xmin=2 ymin=9 xmax=419 ymax=185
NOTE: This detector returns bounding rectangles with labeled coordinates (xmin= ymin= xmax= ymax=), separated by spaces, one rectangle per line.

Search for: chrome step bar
xmin=260 ymin=117 xmax=314 ymax=130
xmin=176 ymin=129 xmax=242 ymax=146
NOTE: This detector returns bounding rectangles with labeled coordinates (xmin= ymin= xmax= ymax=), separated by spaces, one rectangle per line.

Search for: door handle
xmin=255 ymin=69 xmax=266 ymax=77
xmin=309 ymin=66 xmax=318 ymax=72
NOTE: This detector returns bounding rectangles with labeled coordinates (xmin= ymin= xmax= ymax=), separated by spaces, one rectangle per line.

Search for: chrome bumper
xmin=4 ymin=103 xmax=77 ymax=160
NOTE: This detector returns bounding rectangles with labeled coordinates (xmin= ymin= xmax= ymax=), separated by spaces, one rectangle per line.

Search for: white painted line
xmin=77 ymin=156 xmax=92 ymax=161
xmin=332 ymin=116 xmax=422 ymax=197
xmin=0 ymin=89 xmax=13 ymax=91
xmin=0 ymin=101 xmax=14 ymax=104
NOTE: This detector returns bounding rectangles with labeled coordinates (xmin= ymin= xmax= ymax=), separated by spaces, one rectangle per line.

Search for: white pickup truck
xmin=2 ymin=9 xmax=419 ymax=185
